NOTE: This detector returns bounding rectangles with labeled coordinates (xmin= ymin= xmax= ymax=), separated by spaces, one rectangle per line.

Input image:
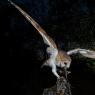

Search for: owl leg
xmin=51 ymin=61 xmax=60 ymax=79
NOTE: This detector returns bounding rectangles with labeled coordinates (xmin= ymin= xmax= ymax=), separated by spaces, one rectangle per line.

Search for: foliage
xmin=86 ymin=59 xmax=95 ymax=73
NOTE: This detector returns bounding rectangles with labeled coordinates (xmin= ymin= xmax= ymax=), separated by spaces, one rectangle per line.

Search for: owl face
xmin=56 ymin=50 xmax=71 ymax=68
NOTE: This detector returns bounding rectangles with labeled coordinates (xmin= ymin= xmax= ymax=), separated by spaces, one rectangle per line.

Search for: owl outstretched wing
xmin=8 ymin=0 xmax=57 ymax=49
xmin=67 ymin=48 xmax=95 ymax=59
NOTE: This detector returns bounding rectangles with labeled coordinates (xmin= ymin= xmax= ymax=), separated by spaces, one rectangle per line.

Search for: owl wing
xmin=8 ymin=0 xmax=57 ymax=49
xmin=67 ymin=48 xmax=95 ymax=59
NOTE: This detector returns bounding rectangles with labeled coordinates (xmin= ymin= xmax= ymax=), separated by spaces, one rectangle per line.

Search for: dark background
xmin=0 ymin=0 xmax=95 ymax=95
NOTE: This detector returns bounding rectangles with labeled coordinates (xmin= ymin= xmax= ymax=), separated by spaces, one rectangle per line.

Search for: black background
xmin=0 ymin=0 xmax=95 ymax=95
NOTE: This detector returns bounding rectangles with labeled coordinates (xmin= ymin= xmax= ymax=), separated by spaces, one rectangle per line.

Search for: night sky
xmin=0 ymin=0 xmax=95 ymax=95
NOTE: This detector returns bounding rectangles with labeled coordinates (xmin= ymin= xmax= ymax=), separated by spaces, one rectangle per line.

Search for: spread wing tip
xmin=67 ymin=48 xmax=95 ymax=59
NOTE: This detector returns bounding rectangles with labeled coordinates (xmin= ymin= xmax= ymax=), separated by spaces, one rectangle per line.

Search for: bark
xmin=42 ymin=68 xmax=72 ymax=95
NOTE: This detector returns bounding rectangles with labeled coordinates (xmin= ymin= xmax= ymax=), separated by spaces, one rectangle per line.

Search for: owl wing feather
xmin=67 ymin=48 xmax=95 ymax=59
xmin=8 ymin=0 xmax=57 ymax=49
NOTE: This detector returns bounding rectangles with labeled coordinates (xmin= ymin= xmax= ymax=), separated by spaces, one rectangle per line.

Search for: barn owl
xmin=8 ymin=0 xmax=95 ymax=79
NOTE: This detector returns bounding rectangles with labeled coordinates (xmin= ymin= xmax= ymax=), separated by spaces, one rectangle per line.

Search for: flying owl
xmin=8 ymin=0 xmax=95 ymax=78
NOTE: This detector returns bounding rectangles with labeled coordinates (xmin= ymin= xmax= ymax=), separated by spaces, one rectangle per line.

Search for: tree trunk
xmin=42 ymin=68 xmax=72 ymax=95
